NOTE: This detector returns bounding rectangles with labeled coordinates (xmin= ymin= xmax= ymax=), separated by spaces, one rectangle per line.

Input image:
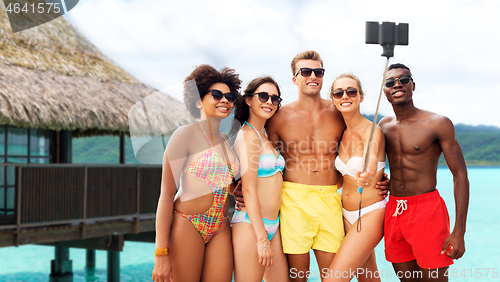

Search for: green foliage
xmin=72 ymin=136 xmax=140 ymax=164
xmin=438 ymin=132 xmax=500 ymax=166
xmin=454 ymin=123 xmax=500 ymax=133
xmin=456 ymin=132 xmax=500 ymax=165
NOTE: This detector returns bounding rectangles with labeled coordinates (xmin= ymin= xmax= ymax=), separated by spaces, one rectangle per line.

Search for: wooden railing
xmin=0 ymin=164 xmax=161 ymax=230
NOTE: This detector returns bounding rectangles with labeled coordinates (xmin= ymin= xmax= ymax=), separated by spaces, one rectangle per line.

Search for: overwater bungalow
xmin=0 ymin=2 xmax=193 ymax=281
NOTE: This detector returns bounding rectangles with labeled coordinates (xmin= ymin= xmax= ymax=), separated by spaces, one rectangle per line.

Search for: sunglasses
xmin=250 ymin=92 xmax=282 ymax=106
xmin=294 ymin=68 xmax=325 ymax=78
xmin=205 ymin=89 xmax=237 ymax=103
xmin=385 ymin=75 xmax=412 ymax=88
xmin=332 ymin=88 xmax=358 ymax=99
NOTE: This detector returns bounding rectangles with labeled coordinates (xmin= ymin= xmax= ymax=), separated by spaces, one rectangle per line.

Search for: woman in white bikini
xmin=325 ymin=73 xmax=386 ymax=282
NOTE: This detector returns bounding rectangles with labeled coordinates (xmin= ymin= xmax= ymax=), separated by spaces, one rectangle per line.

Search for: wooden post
xmin=86 ymin=249 xmax=96 ymax=269
xmin=119 ymin=133 xmax=125 ymax=164
xmin=114 ymin=132 xmax=124 ymax=282
xmin=107 ymin=250 xmax=120 ymax=282
xmin=59 ymin=130 xmax=72 ymax=164
xmin=84 ymin=165 xmax=95 ymax=271
xmin=49 ymin=245 xmax=73 ymax=282
xmin=50 ymin=130 xmax=73 ymax=282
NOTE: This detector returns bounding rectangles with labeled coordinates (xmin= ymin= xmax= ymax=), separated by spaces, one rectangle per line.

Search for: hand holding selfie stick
xmin=356 ymin=22 xmax=409 ymax=232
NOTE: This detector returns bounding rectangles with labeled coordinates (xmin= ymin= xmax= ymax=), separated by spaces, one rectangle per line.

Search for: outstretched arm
xmin=437 ymin=117 xmax=469 ymax=259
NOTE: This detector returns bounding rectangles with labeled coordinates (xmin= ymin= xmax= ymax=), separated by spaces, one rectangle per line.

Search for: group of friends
xmin=151 ymin=50 xmax=470 ymax=282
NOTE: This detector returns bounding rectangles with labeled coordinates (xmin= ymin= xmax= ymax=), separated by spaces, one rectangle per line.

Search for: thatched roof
xmin=0 ymin=1 xmax=194 ymax=137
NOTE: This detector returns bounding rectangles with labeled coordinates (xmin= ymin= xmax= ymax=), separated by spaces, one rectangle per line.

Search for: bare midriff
xmin=341 ymin=170 xmax=385 ymax=211
xmin=239 ymin=172 xmax=283 ymax=220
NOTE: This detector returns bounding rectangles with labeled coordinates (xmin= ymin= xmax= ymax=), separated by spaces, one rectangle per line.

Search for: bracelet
xmin=256 ymin=238 xmax=270 ymax=248
xmin=155 ymin=247 xmax=170 ymax=257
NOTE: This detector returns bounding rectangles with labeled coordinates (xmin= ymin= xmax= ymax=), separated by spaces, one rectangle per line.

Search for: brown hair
xmin=183 ymin=64 xmax=242 ymax=118
xmin=290 ymin=50 xmax=323 ymax=75
xmin=230 ymin=76 xmax=282 ymax=136
xmin=330 ymin=73 xmax=365 ymax=99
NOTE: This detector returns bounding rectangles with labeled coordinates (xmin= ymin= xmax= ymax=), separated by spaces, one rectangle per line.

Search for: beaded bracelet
xmin=155 ymin=247 xmax=170 ymax=257
xmin=256 ymin=238 xmax=270 ymax=248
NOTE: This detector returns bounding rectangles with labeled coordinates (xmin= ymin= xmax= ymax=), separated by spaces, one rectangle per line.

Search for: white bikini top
xmin=335 ymin=156 xmax=385 ymax=178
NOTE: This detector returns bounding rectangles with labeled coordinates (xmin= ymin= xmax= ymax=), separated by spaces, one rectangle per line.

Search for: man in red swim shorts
xmin=380 ymin=63 xmax=470 ymax=281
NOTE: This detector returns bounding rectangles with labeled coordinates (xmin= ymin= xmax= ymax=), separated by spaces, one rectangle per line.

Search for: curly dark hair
xmin=183 ymin=64 xmax=242 ymax=119
xmin=230 ymin=76 xmax=281 ymax=136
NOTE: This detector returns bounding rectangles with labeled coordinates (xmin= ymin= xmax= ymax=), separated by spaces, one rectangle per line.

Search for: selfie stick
xmin=356 ymin=22 xmax=409 ymax=232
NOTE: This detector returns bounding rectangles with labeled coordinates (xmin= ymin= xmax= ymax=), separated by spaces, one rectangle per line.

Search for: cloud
xmin=65 ymin=0 xmax=500 ymax=127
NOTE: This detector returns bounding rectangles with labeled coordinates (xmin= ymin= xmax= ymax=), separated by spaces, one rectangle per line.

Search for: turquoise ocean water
xmin=1 ymin=167 xmax=498 ymax=281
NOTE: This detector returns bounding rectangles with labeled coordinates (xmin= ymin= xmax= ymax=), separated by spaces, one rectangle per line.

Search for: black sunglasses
xmin=385 ymin=75 xmax=412 ymax=88
xmin=205 ymin=89 xmax=237 ymax=103
xmin=250 ymin=92 xmax=282 ymax=106
xmin=332 ymin=88 xmax=358 ymax=99
xmin=294 ymin=68 xmax=325 ymax=78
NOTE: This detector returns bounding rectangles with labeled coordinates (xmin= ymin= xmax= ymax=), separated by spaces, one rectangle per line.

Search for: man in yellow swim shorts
xmin=263 ymin=50 xmax=345 ymax=281
xmin=235 ymin=51 xmax=389 ymax=282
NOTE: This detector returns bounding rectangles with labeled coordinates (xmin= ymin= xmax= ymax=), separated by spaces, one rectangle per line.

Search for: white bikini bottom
xmin=343 ymin=199 xmax=387 ymax=225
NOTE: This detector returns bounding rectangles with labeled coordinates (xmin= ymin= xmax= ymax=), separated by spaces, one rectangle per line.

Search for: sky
xmin=64 ymin=0 xmax=500 ymax=128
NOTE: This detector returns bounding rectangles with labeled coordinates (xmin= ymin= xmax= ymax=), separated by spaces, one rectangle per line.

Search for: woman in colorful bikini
xmin=152 ymin=65 xmax=241 ymax=282
xmin=231 ymin=76 xmax=288 ymax=282
xmin=325 ymin=73 xmax=386 ymax=282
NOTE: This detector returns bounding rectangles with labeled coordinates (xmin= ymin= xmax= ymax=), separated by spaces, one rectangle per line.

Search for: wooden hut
xmin=0 ymin=2 xmax=193 ymax=219
xmin=0 ymin=2 xmax=193 ymax=281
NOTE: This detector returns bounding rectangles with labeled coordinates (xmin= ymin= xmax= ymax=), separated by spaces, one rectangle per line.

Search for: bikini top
xmin=183 ymin=122 xmax=240 ymax=193
xmin=335 ymin=156 xmax=385 ymax=178
xmin=243 ymin=122 xmax=285 ymax=178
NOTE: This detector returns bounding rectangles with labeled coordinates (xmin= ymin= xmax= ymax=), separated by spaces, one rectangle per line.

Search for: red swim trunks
xmin=384 ymin=190 xmax=454 ymax=269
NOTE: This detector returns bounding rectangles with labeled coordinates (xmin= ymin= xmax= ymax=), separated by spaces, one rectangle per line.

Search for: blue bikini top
xmin=243 ymin=122 xmax=285 ymax=178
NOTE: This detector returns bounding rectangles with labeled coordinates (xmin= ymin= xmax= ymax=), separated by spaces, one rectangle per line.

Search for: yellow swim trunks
xmin=280 ymin=181 xmax=344 ymax=254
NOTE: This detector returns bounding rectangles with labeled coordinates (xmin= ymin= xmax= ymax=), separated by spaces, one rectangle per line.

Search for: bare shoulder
xmin=164 ymin=123 xmax=195 ymax=159
xmin=361 ymin=120 xmax=384 ymax=139
xmin=321 ymin=98 xmax=334 ymax=107
xmin=419 ymin=110 xmax=454 ymax=131
xmin=279 ymin=101 xmax=300 ymax=117
xmin=267 ymin=101 xmax=297 ymax=126
xmin=234 ymin=125 xmax=261 ymax=154
xmin=235 ymin=126 xmax=255 ymax=144
xmin=168 ymin=124 xmax=193 ymax=143
xmin=321 ymin=98 xmax=335 ymax=111
xmin=372 ymin=124 xmax=384 ymax=136
xmin=379 ymin=116 xmax=396 ymax=130
xmin=321 ymin=98 xmax=344 ymax=119
xmin=233 ymin=127 xmax=246 ymax=151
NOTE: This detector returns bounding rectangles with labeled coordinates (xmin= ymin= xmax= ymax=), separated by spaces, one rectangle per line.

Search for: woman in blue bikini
xmin=231 ymin=76 xmax=288 ymax=282
xmin=325 ymin=73 xmax=386 ymax=282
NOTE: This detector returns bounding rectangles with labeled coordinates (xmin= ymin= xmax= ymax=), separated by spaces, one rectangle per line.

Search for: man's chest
xmin=385 ymin=123 xmax=437 ymax=155
xmin=277 ymin=115 xmax=343 ymax=153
